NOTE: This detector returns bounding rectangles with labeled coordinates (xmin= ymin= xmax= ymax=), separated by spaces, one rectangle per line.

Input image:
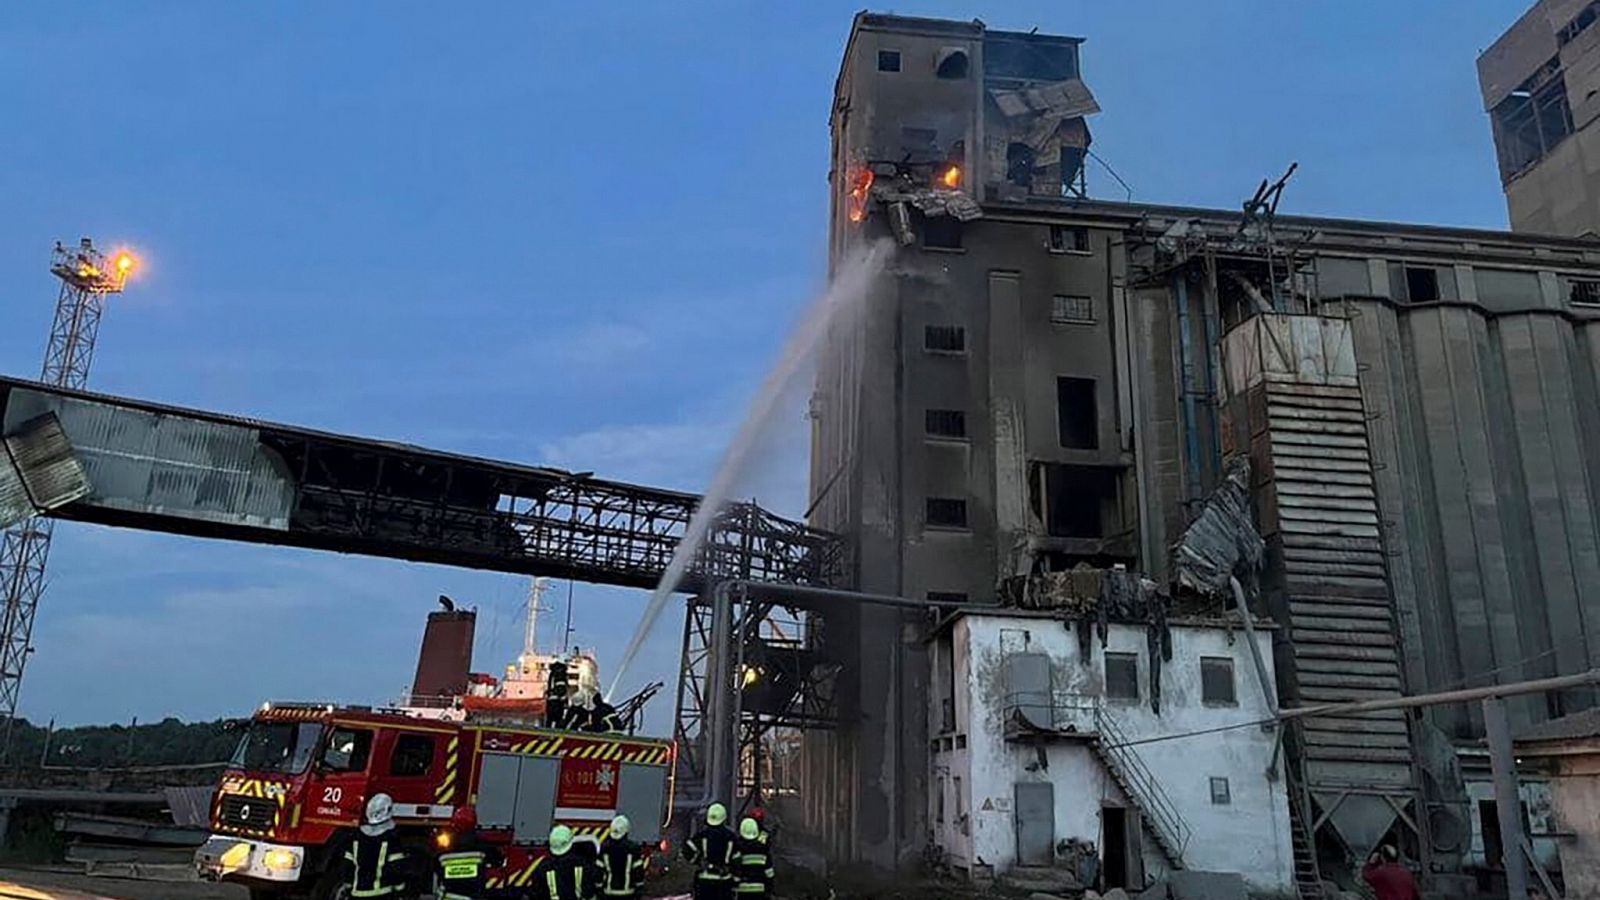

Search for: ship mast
xmin=523 ymin=577 xmax=549 ymax=662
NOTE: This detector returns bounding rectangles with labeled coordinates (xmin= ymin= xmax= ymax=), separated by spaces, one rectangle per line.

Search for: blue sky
xmin=0 ymin=2 xmax=1526 ymax=729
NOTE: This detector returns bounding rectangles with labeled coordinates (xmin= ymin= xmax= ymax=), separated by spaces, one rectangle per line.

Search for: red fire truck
xmin=195 ymin=701 xmax=675 ymax=899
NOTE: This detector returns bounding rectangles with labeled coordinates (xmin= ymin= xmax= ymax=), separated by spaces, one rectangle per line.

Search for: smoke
xmin=607 ymin=240 xmax=892 ymax=698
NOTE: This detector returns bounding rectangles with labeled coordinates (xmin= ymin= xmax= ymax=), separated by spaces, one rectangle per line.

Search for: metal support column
xmin=705 ymin=582 xmax=737 ymax=807
xmin=1484 ymin=696 xmax=1529 ymax=900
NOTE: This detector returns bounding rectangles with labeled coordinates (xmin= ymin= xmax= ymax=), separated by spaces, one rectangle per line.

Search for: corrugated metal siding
xmin=5 ymin=413 xmax=91 ymax=510
xmin=0 ymin=452 xmax=30 ymax=530
xmin=2 ymin=388 xmax=293 ymax=530
xmin=1256 ymin=383 xmax=1415 ymax=783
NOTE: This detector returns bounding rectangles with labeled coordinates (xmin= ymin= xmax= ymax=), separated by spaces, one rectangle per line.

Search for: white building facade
xmin=928 ymin=610 xmax=1296 ymax=895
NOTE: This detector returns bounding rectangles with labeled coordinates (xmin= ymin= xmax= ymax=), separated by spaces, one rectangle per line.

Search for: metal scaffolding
xmin=0 ymin=239 xmax=132 ymax=757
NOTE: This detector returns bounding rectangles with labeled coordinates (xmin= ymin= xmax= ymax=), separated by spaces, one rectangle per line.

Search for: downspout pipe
xmin=1175 ymin=275 xmax=1203 ymax=513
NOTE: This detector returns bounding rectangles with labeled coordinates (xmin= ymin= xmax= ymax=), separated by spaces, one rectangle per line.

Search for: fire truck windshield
xmin=229 ymin=721 xmax=324 ymax=774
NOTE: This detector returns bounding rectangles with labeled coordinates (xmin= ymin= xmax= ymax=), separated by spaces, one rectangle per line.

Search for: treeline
xmin=8 ymin=717 xmax=238 ymax=769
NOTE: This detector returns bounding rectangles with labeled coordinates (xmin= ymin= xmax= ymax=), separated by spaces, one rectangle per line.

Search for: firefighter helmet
xmin=750 ymin=806 xmax=766 ymax=822
xmin=706 ymin=803 xmax=728 ymax=826
xmin=609 ymin=815 xmax=631 ymax=839
xmin=361 ymin=793 xmax=395 ymax=836
xmin=365 ymin=794 xmax=394 ymax=826
xmin=740 ymin=817 xmax=759 ymax=840
xmin=549 ymin=825 xmax=575 ymax=856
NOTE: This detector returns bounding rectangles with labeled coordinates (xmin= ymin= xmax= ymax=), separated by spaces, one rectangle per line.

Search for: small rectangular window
xmin=389 ymin=733 xmax=435 ymax=777
xmin=1201 ymin=656 xmax=1237 ymax=706
xmin=1105 ymin=652 xmax=1139 ymax=700
xmin=922 ymin=216 xmax=964 ymax=250
xmin=1049 ymin=225 xmax=1091 ymax=253
xmin=321 ymin=727 xmax=374 ymax=773
xmin=925 ymin=409 xmax=967 ymax=438
xmin=924 ymin=325 xmax=967 ymax=353
xmin=926 ymin=497 xmax=968 ymax=529
xmin=878 ymin=49 xmax=901 ymax=72
xmin=1052 ymin=295 xmax=1095 ymax=325
xmin=955 ymin=734 xmax=967 ymax=749
xmin=1056 ymin=377 xmax=1098 ymax=450
xmin=1210 ymin=776 xmax=1231 ymax=805
xmin=1405 ymin=266 xmax=1440 ymax=303
xmin=937 ymin=775 xmax=946 ymax=822
xmin=1571 ymin=279 xmax=1600 ymax=306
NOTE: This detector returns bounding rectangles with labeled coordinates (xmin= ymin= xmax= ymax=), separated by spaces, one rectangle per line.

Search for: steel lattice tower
xmin=0 ymin=239 xmax=132 ymax=758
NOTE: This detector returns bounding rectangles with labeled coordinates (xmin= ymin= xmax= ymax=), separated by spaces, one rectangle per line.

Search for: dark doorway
xmin=1102 ymin=807 xmax=1128 ymax=889
xmin=1056 ymin=377 xmax=1098 ymax=449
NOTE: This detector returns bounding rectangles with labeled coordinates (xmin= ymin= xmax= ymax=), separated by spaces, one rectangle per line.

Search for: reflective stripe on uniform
xmin=739 ymin=853 xmax=768 ymax=866
xmin=735 ymin=885 xmax=767 ymax=894
xmin=547 ymin=868 xmax=560 ymax=900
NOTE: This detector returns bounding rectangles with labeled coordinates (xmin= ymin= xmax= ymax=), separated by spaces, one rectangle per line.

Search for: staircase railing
xmin=1094 ymin=705 xmax=1191 ymax=862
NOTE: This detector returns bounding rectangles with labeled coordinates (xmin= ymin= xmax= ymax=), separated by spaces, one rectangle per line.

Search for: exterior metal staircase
xmin=1090 ymin=706 xmax=1190 ymax=868
xmin=1286 ymin=770 xmax=1326 ymax=900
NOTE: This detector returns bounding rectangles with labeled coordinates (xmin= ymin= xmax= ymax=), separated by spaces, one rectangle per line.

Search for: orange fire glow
xmin=940 ymin=165 xmax=961 ymax=189
xmin=112 ymin=250 xmax=140 ymax=280
xmin=847 ymin=168 xmax=875 ymax=224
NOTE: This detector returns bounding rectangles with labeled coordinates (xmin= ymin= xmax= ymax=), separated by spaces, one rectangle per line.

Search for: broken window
xmin=1032 ymin=463 xmax=1116 ymax=539
xmin=1210 ymin=777 xmax=1231 ymax=805
xmin=1200 ymin=657 xmax=1236 ymax=706
xmin=1560 ymin=4 xmax=1599 ymax=46
xmin=1051 ymin=295 xmax=1094 ymax=325
xmin=1049 ymin=225 xmax=1091 ymax=253
xmin=1006 ymin=142 xmax=1036 ymax=187
xmin=878 ymin=49 xmax=901 ymax=72
xmin=1405 ymin=266 xmax=1440 ymax=303
xmin=925 ymin=497 xmax=968 ymax=529
xmin=936 ymin=48 xmax=969 ymax=80
xmin=1492 ymin=73 xmax=1574 ymax=180
xmin=1570 ymin=279 xmax=1600 ymax=306
xmin=922 ymin=216 xmax=963 ymax=250
xmin=924 ymin=325 xmax=966 ymax=353
xmin=1056 ymin=377 xmax=1098 ymax=450
xmin=925 ymin=409 xmax=967 ymax=439
xmin=983 ymin=35 xmax=1079 ymax=81
xmin=1104 ymin=652 xmax=1138 ymax=700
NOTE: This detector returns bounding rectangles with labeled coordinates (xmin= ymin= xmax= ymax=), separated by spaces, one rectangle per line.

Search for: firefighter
xmin=346 ymin=793 xmax=420 ymax=898
xmin=435 ymin=805 xmax=501 ymax=900
xmin=747 ymin=806 xmax=772 ymax=852
xmin=733 ymin=817 xmax=774 ymax=900
xmin=598 ymin=814 xmax=645 ymax=899
xmin=683 ymin=803 xmax=736 ymax=900
xmin=545 ymin=658 xmax=570 ymax=729
xmin=531 ymin=824 xmax=600 ymax=900
xmin=588 ymin=696 xmax=623 ymax=734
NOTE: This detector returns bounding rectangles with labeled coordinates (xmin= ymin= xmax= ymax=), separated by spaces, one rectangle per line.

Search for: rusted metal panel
xmin=2 ymin=388 xmax=293 ymax=530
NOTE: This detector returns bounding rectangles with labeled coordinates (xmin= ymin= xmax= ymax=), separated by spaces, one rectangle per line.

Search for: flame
xmin=111 ymin=249 xmax=140 ymax=281
xmin=847 ymin=168 xmax=875 ymax=224
xmin=940 ymin=165 xmax=961 ymax=189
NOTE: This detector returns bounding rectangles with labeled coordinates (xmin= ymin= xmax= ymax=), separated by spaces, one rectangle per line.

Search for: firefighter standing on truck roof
xmin=733 ymin=817 xmax=774 ymax=900
xmin=532 ymin=824 xmax=600 ymax=900
xmin=545 ymin=658 xmax=570 ymax=729
xmin=347 ymin=793 xmax=420 ymax=899
xmin=683 ymin=804 xmax=737 ymax=900
xmin=435 ymin=805 xmax=502 ymax=900
xmin=598 ymin=814 xmax=645 ymax=899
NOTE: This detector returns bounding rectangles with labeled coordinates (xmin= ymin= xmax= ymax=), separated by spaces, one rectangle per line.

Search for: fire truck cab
xmin=195 ymin=701 xmax=673 ymax=899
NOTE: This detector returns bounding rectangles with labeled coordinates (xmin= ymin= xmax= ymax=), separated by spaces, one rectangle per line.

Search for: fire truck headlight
xmin=219 ymin=842 xmax=251 ymax=872
xmin=435 ymin=830 xmax=455 ymax=850
xmin=263 ymin=848 xmax=301 ymax=872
